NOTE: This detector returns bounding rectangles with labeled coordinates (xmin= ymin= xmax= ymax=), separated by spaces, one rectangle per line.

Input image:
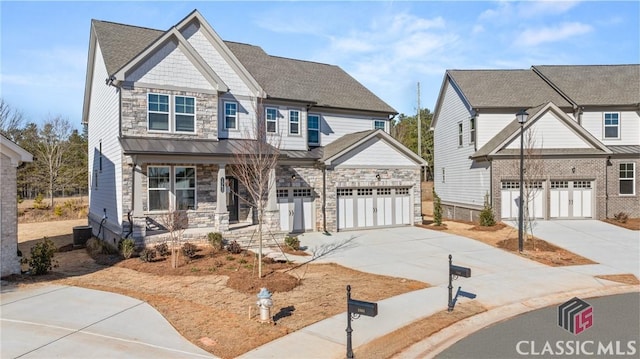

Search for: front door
xmin=226 ymin=177 xmax=238 ymax=222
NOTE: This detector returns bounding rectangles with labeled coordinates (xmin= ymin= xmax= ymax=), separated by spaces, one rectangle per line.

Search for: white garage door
xmin=501 ymin=181 xmax=544 ymax=219
xmin=278 ymin=188 xmax=314 ymax=233
xmin=550 ymin=180 xmax=593 ymax=218
xmin=338 ymin=187 xmax=411 ymax=231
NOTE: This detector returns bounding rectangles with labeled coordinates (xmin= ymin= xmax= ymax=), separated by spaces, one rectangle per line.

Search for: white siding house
xmin=433 ymin=65 xmax=639 ymax=221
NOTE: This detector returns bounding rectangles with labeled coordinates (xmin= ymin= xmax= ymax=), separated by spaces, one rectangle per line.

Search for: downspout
xmin=605 ymin=156 xmax=611 ymax=218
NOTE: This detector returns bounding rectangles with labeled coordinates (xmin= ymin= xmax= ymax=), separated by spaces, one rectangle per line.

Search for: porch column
xmin=267 ymin=168 xmax=277 ymax=211
xmin=217 ymin=164 xmax=229 ymax=232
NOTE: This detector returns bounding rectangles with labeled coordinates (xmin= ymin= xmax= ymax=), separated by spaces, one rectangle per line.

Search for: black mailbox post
xmin=346 ymin=285 xmax=378 ymax=358
xmin=448 ymin=254 xmax=474 ymax=312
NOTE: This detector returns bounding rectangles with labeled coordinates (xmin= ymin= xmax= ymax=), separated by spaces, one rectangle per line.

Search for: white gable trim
xmin=1 ymin=135 xmax=33 ymax=166
xmin=82 ymin=27 xmax=98 ymax=124
xmin=324 ymin=130 xmax=427 ymax=167
xmin=177 ymin=11 xmax=263 ymax=97
xmin=432 ymin=73 xmax=474 ymax=130
xmin=491 ymin=102 xmax=612 ymax=156
xmin=113 ymin=27 xmax=228 ymax=92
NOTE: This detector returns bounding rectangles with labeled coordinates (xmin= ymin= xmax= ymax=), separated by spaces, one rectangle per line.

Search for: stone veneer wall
xmin=325 ymin=167 xmax=421 ymax=233
xmin=120 ymin=87 xmax=218 ymax=140
xmin=1 ymin=153 xmax=20 ymax=277
xmin=492 ymin=157 xmax=608 ymax=219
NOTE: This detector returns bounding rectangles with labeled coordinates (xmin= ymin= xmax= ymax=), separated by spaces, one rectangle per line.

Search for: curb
xmin=393 ymin=284 xmax=640 ymax=359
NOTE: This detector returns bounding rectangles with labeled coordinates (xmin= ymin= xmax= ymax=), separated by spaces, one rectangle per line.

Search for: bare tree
xmin=0 ymin=98 xmax=26 ymax=142
xmin=159 ymin=210 xmax=188 ymax=269
xmin=32 ymin=116 xmax=73 ymax=208
xmin=231 ymin=98 xmax=281 ymax=278
xmin=513 ymin=127 xmax=545 ymax=249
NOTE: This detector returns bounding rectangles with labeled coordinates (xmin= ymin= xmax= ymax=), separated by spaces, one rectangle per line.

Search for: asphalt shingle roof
xmin=533 ymin=65 xmax=640 ymax=106
xmin=91 ymin=18 xmax=395 ymax=114
xmin=447 ymin=69 xmax=572 ymax=109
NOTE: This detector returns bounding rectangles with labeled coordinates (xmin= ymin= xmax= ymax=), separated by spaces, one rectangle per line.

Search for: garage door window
xmin=551 ymin=181 xmax=568 ymax=189
xmin=502 ymin=181 xmax=519 ymax=189
xmin=619 ymin=163 xmax=635 ymax=195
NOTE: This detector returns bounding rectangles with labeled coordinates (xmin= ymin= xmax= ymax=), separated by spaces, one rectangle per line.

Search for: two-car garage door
xmin=337 ymin=187 xmax=412 ymax=230
xmin=501 ymin=180 xmax=593 ymax=219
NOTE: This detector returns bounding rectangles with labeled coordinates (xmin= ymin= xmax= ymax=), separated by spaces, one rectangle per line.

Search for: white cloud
xmin=516 ymin=22 xmax=593 ymax=46
xmin=518 ymin=1 xmax=581 ymax=18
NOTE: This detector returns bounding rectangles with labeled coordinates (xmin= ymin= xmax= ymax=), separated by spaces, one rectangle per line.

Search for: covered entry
xmin=337 ymin=187 xmax=411 ymax=230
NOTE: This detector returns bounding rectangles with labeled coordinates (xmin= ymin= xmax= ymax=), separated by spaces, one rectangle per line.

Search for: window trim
xmin=469 ymin=117 xmax=476 ymax=144
xmin=308 ymin=113 xmax=320 ymax=146
xmin=265 ymin=107 xmax=278 ymax=134
xmin=174 ymin=95 xmax=196 ymax=133
xmin=175 ymin=166 xmax=197 ymax=210
xmin=289 ymin=109 xmax=300 ymax=135
xmin=619 ymin=162 xmax=635 ymax=196
xmin=603 ymin=112 xmax=620 ymax=140
xmin=147 ymin=93 xmax=170 ymax=132
xmin=457 ymin=122 xmax=463 ymax=147
xmin=148 ymin=166 xmax=171 ymax=212
xmin=224 ymin=101 xmax=238 ymax=130
xmin=373 ymin=119 xmax=386 ymax=131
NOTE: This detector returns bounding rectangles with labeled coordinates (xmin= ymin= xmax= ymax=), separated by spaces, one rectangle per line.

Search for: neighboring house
xmin=1 ymin=134 xmax=33 ymax=277
xmin=82 ymin=10 xmax=425 ymax=246
xmin=433 ymin=65 xmax=639 ymax=222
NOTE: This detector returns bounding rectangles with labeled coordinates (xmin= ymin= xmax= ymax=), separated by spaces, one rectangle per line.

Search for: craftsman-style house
xmin=432 ymin=65 xmax=639 ymax=221
xmin=82 ymin=10 xmax=425 ymax=245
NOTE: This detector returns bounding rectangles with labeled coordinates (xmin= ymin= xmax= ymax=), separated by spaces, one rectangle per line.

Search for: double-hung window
xmin=619 ymin=163 xmax=635 ymax=195
xmin=175 ymin=166 xmax=196 ymax=210
xmin=308 ymin=114 xmax=320 ymax=145
xmin=175 ymin=96 xmax=195 ymax=132
xmin=469 ymin=117 xmax=476 ymax=144
xmin=458 ymin=122 xmax=463 ymax=146
xmin=266 ymin=107 xmax=278 ymax=133
xmin=148 ymin=94 xmax=169 ymax=131
xmin=289 ymin=110 xmax=300 ymax=135
xmin=604 ymin=113 xmax=620 ymax=139
xmin=373 ymin=120 xmax=386 ymax=130
xmin=225 ymin=102 xmax=238 ymax=130
xmin=148 ymin=166 xmax=170 ymax=211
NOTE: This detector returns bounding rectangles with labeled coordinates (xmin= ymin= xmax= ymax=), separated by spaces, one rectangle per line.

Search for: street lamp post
xmin=516 ymin=109 xmax=529 ymax=253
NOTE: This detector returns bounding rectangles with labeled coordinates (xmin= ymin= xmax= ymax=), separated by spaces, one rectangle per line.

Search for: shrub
xmin=53 ymin=205 xmax=64 ymax=217
xmin=139 ymin=248 xmax=156 ymax=262
xmin=119 ymin=238 xmax=136 ymax=259
xmin=433 ymin=189 xmax=443 ymax=226
xmin=33 ymin=194 xmax=48 ymax=210
xmin=227 ymin=240 xmax=242 ymax=254
xmin=613 ymin=212 xmax=629 ymax=223
xmin=155 ymin=242 xmax=169 ymax=257
xmin=27 ymin=238 xmax=58 ymax=275
xmin=479 ymin=201 xmax=496 ymax=227
xmin=284 ymin=235 xmax=300 ymax=250
xmin=182 ymin=242 xmax=198 ymax=259
xmin=207 ymin=232 xmax=224 ymax=251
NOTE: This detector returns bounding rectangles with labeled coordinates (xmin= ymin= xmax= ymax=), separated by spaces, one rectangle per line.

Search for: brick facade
xmin=1 ymin=153 xmax=21 ymax=277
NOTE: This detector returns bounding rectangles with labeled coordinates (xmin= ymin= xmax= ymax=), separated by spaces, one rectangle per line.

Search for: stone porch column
xmin=267 ymin=168 xmax=277 ymax=211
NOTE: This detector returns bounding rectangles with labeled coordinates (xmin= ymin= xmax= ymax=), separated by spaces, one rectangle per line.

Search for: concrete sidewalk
xmin=0 ymin=284 xmax=215 ymax=358
xmin=241 ymin=226 xmax=638 ymax=358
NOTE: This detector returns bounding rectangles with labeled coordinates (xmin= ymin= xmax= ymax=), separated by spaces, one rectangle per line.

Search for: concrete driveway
xmin=512 ymin=220 xmax=640 ymax=277
xmin=1 ymin=284 xmax=215 ymax=359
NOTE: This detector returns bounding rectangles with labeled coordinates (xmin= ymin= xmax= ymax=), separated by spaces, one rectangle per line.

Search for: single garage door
xmin=501 ymin=181 xmax=544 ymax=219
xmin=278 ymin=188 xmax=314 ymax=233
xmin=337 ymin=187 xmax=411 ymax=230
xmin=550 ymin=180 xmax=593 ymax=218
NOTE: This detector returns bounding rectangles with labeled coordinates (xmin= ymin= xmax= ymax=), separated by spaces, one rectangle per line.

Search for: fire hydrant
xmin=256 ymin=288 xmax=273 ymax=323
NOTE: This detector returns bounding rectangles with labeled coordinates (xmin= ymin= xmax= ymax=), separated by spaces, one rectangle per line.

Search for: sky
xmin=1 ymin=1 xmax=638 ymax=131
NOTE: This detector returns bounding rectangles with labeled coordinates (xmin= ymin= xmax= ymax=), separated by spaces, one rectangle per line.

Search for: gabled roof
xmin=446 ymin=69 xmax=572 ymax=109
xmin=224 ymin=42 xmax=396 ymax=114
xmin=471 ymin=102 xmax=612 ymax=159
xmin=89 ymin=10 xmax=395 ymax=115
xmin=322 ymin=129 xmax=426 ymax=166
xmin=533 ymin=65 xmax=640 ymax=106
